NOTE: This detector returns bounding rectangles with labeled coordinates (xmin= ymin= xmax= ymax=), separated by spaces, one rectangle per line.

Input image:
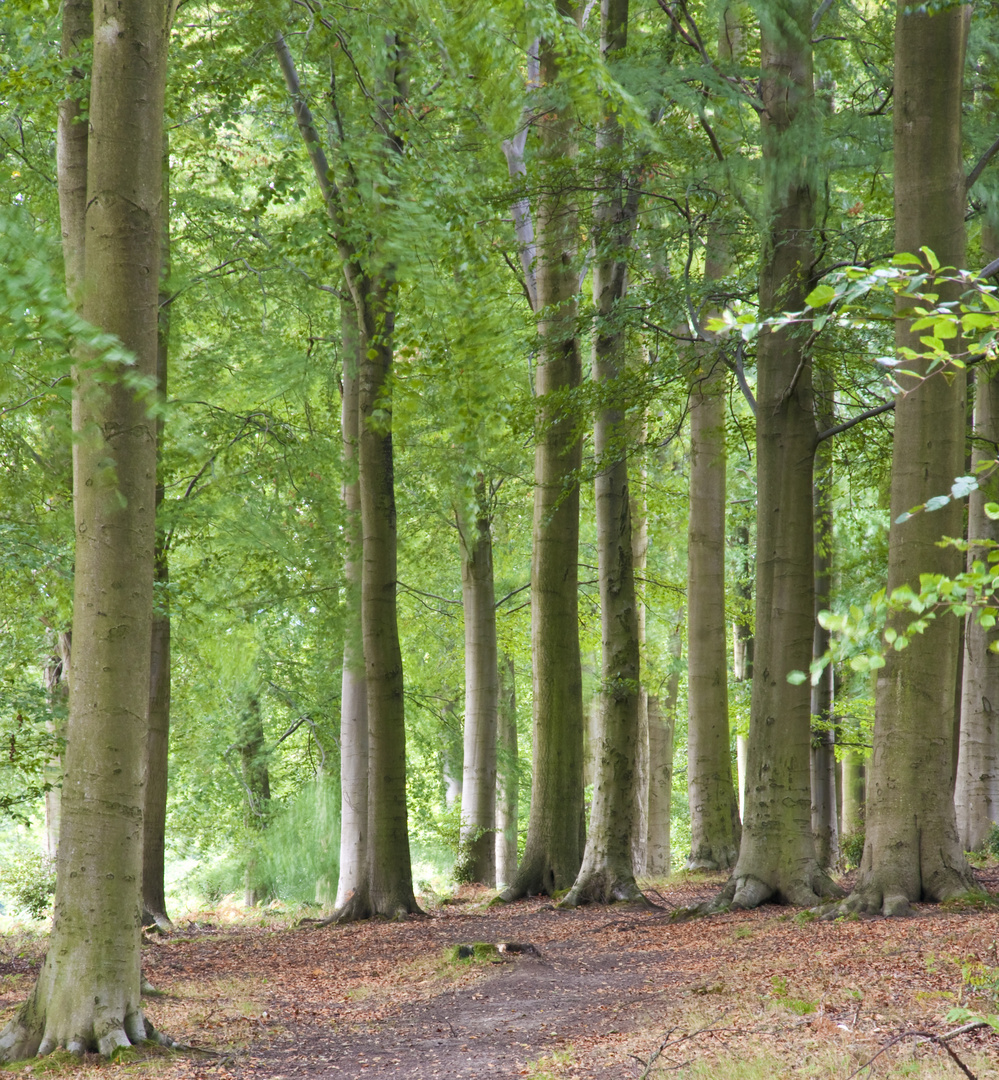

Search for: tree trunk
xmin=357 ymin=276 xmax=420 ymax=919
xmin=647 ymin=618 xmax=682 ymax=876
xmin=840 ymin=740 xmax=865 ymax=837
xmin=843 ymin=0 xmax=976 ymax=916
xmin=334 ymin=298 xmax=370 ymax=913
xmin=721 ymin=0 xmax=842 ymax=911
xmin=810 ymin=373 xmax=838 ymax=870
xmin=685 ymin=337 xmax=738 ymax=871
xmin=142 ymin=135 xmax=173 ymax=934
xmin=495 ymin=655 xmax=519 ymax=888
xmin=501 ymin=2 xmax=585 ymax=901
xmin=955 ymin=223 xmax=999 ymax=852
xmin=563 ymin=0 xmax=644 ymax=908
xmin=239 ymin=696 xmax=272 ymax=908
xmin=685 ymin=9 xmax=740 ymax=874
xmin=457 ymin=483 xmax=498 ymax=886
xmin=0 ymin=0 xmax=170 ymax=1058
xmin=733 ymin=522 xmax=754 ymax=821
xmin=630 ymin=411 xmax=651 ymax=873
xmin=42 ymin=633 xmax=71 ymax=862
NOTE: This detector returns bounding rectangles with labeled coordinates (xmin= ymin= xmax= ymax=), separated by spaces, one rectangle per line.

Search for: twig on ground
xmin=845 ymin=1024 xmax=991 ymax=1080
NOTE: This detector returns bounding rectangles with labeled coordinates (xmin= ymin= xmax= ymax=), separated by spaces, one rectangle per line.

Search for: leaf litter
xmin=1 ymin=870 xmax=998 ymax=1079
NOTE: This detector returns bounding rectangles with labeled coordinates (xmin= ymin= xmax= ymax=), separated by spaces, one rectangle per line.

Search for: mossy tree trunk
xmin=0 ymin=0 xmax=171 ymax=1059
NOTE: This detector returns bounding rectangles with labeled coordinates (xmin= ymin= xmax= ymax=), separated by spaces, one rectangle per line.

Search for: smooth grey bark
xmin=630 ymin=415 xmax=650 ymax=873
xmin=841 ymin=0 xmax=977 ymax=916
xmin=501 ymin=2 xmax=585 ymax=901
xmin=716 ymin=0 xmax=842 ymax=911
xmin=42 ymin=633 xmax=71 ymax=861
xmin=456 ymin=483 xmax=499 ymax=886
xmin=334 ymin=298 xmax=370 ymax=912
xmin=142 ymin=135 xmax=173 ymax=933
xmin=732 ymin=522 xmax=753 ymax=821
xmin=955 ymin=230 xmax=999 ymax=852
xmin=0 ymin=0 xmax=171 ymax=1059
xmin=495 ymin=655 xmax=519 ymax=889
xmin=840 ymin=736 xmax=865 ymax=838
xmin=686 ymin=350 xmax=739 ymax=871
xmin=647 ymin=618 xmax=682 ymax=876
xmin=810 ymin=372 xmax=838 ymax=870
xmin=684 ymin=9 xmax=740 ymax=874
xmin=563 ymin=0 xmax=645 ymax=909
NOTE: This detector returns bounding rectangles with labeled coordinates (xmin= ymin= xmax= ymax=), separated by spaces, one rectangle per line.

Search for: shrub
xmin=0 ymin=848 xmax=56 ymax=919
xmin=982 ymin=822 xmax=999 ymax=861
xmin=839 ymin=828 xmax=865 ymax=871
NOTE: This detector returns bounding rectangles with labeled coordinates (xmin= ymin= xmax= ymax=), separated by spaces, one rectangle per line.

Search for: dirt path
xmin=3 ymin=874 xmax=999 ymax=1078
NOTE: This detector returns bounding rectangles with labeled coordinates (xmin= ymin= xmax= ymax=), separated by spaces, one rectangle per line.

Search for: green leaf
xmin=951 ymin=476 xmax=978 ymax=499
xmin=919 ymin=245 xmax=941 ymax=271
xmin=805 ymin=284 xmax=836 ymax=308
xmin=786 ymin=670 xmax=807 ymax=685
xmin=984 ymin=502 xmax=999 ymax=520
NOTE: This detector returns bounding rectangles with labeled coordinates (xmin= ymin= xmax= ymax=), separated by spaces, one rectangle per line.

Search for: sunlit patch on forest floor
xmin=1 ymin=870 xmax=999 ymax=1079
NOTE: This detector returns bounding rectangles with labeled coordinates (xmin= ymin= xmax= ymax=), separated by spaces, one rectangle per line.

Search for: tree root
xmin=559 ymin=872 xmax=651 ymax=910
xmin=0 ymin=1001 xmax=172 ymax=1063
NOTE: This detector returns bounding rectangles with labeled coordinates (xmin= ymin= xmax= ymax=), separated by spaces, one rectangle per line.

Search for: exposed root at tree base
xmin=670 ymin=866 xmax=845 ymax=921
xmin=558 ymin=872 xmax=652 ymax=910
xmin=0 ymin=1003 xmax=172 ymax=1063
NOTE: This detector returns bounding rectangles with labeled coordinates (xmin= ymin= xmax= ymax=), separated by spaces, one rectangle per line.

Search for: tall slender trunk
xmin=495 ymin=656 xmax=519 ymax=888
xmin=564 ymin=0 xmax=644 ymax=908
xmin=502 ymin=2 xmax=585 ymax=900
xmin=810 ymin=372 xmax=837 ymax=869
xmin=733 ymin=521 xmax=754 ymax=821
xmin=0 ymin=0 xmax=170 ymax=1059
xmin=630 ymin=412 xmax=650 ymax=873
xmin=647 ymin=617 xmax=682 ymax=875
xmin=142 ymin=135 xmax=173 ymax=933
xmin=844 ymin=0 xmax=976 ymax=916
xmin=955 ymin=224 xmax=999 ymax=852
xmin=334 ymin=298 xmax=370 ymax=912
xmin=457 ymin=482 xmax=498 ymax=886
xmin=685 ymin=9 xmax=740 ymax=873
xmin=42 ymin=633 xmax=71 ymax=862
xmin=720 ymin=0 xmax=841 ymax=910
xmin=239 ymin=695 xmax=272 ymax=907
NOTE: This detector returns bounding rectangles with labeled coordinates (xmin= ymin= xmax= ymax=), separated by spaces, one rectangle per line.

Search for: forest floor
xmin=2 ymin=870 xmax=999 ymax=1080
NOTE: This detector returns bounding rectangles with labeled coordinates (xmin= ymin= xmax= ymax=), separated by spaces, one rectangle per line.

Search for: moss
xmin=445 ymin=942 xmax=499 ymax=963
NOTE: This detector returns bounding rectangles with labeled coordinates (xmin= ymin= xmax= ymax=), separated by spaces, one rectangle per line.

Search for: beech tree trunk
xmin=647 ymin=618 xmax=682 ymax=875
xmin=495 ymin=656 xmax=519 ymax=888
xmin=457 ymin=483 xmax=498 ymax=886
xmin=955 ymin=227 xmax=999 ymax=852
xmin=563 ymin=0 xmax=644 ymax=908
xmin=42 ymin=633 xmax=71 ymax=861
xmin=334 ymin=298 xmax=370 ymax=912
xmin=239 ymin=696 xmax=272 ymax=907
xmin=719 ymin=0 xmax=842 ymax=911
xmin=810 ymin=375 xmax=838 ymax=869
xmin=501 ymin=2 xmax=585 ymax=900
xmin=685 ymin=10 xmax=740 ymax=874
xmin=843 ymin=0 xmax=977 ymax=916
xmin=143 ymin=136 xmax=173 ymax=933
xmin=0 ymin=0 xmax=170 ymax=1058
xmin=630 ymin=413 xmax=651 ymax=873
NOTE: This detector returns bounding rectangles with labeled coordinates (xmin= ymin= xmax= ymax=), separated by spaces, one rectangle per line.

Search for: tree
xmin=0 ymin=0 xmax=172 ymax=1057
xmin=714 ymin=0 xmax=842 ymax=910
xmin=840 ymin=0 xmax=977 ymax=916
xmin=275 ymin=18 xmax=420 ymax=920
xmin=563 ymin=0 xmax=645 ymax=908
xmin=501 ymin=0 xmax=586 ymax=901
xmin=456 ymin=480 xmax=499 ymax=886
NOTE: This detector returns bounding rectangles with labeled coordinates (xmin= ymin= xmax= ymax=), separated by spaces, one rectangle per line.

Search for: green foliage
xmin=769 ymin=975 xmax=817 ymax=1016
xmin=0 ymin=846 xmax=55 ymax=919
xmin=982 ymin=823 xmax=999 ymax=861
xmin=839 ymin=828 xmax=866 ymax=871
